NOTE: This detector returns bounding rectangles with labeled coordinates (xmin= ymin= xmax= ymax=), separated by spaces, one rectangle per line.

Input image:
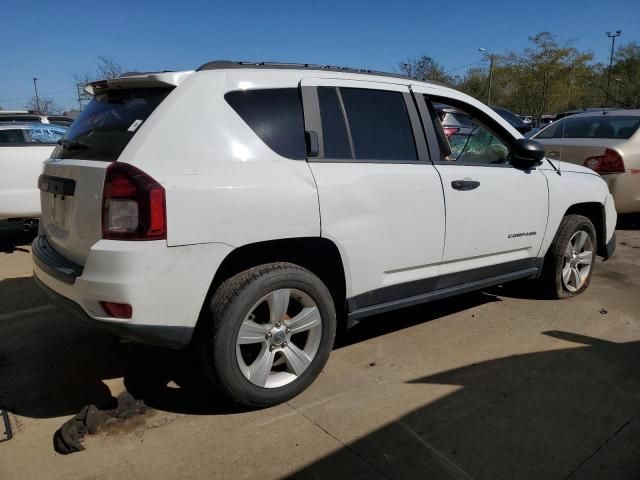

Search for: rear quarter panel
xmin=118 ymin=71 xmax=321 ymax=247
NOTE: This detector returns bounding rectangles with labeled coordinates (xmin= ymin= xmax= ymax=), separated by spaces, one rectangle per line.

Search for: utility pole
xmin=76 ymin=82 xmax=84 ymax=110
xmin=605 ymin=30 xmax=622 ymax=108
xmin=32 ymin=77 xmax=41 ymax=113
xmin=479 ymin=48 xmax=495 ymax=105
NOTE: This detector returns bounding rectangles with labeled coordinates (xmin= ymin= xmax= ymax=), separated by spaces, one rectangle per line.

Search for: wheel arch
xmin=197 ymin=237 xmax=348 ymax=332
xmin=564 ymin=202 xmax=607 ymax=257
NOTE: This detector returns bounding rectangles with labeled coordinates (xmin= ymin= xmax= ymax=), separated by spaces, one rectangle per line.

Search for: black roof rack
xmin=195 ymin=60 xmax=443 ymax=85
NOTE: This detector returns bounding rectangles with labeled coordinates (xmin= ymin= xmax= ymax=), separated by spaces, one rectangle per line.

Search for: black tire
xmin=539 ymin=214 xmax=597 ymax=299
xmin=198 ymin=262 xmax=336 ymax=408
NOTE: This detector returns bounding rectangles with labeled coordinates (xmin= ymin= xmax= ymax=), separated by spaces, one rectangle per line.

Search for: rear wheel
xmin=539 ymin=215 xmax=596 ymax=299
xmin=198 ymin=263 xmax=336 ymax=407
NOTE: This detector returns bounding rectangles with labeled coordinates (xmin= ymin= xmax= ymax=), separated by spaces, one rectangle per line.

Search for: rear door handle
xmin=451 ymin=180 xmax=480 ymax=191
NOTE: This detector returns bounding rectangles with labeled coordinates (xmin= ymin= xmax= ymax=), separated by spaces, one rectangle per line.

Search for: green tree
xmin=610 ymin=43 xmax=640 ymax=108
xmin=502 ymin=32 xmax=593 ymax=121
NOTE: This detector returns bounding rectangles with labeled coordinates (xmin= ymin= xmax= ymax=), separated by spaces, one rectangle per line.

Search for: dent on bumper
xmin=34 ymin=274 xmax=193 ymax=349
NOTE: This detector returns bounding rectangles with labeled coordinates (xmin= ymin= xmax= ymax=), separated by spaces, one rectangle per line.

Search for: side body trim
xmin=347 ymin=259 xmax=542 ymax=325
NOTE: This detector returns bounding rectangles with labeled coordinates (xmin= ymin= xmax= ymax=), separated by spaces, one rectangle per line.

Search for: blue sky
xmin=2 ymin=0 xmax=639 ymax=111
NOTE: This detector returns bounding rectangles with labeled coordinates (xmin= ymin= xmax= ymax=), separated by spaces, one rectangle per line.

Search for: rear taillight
xmin=102 ymin=163 xmax=166 ymax=240
xmin=443 ymin=127 xmax=460 ymax=139
xmin=583 ymin=149 xmax=625 ymax=174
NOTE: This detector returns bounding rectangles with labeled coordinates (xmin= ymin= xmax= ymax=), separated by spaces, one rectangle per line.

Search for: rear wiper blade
xmin=57 ymin=139 xmax=89 ymax=150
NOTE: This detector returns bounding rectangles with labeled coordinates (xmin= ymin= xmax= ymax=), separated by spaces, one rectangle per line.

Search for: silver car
xmin=533 ymin=110 xmax=640 ymax=213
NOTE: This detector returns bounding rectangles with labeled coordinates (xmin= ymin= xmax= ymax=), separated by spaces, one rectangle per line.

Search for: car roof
xmin=114 ymin=60 xmax=449 ymax=90
xmin=565 ymin=109 xmax=640 ymax=118
xmin=0 ymin=122 xmax=64 ymax=130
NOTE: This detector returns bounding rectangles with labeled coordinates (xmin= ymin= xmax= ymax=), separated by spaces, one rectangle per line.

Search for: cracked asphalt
xmin=1 ymin=222 xmax=639 ymax=480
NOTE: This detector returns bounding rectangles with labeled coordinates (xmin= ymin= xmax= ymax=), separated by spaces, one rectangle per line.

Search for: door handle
xmin=451 ymin=180 xmax=480 ymax=191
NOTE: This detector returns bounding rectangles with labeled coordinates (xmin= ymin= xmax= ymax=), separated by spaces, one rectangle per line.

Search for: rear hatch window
xmin=52 ymin=88 xmax=172 ymax=161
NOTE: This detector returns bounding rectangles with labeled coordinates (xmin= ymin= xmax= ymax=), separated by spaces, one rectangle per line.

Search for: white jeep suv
xmin=33 ymin=61 xmax=617 ymax=407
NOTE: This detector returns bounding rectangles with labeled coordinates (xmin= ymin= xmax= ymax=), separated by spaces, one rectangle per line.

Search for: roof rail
xmin=195 ymin=60 xmax=443 ymax=85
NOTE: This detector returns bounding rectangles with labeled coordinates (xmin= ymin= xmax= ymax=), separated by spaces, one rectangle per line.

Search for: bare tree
xmin=398 ymin=56 xmax=454 ymax=85
xmin=96 ymin=55 xmax=124 ymax=80
xmin=72 ymin=56 xmax=126 ymax=109
xmin=25 ymin=96 xmax=62 ymax=114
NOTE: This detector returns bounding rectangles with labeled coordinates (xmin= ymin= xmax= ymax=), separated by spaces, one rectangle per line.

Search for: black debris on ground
xmin=600 ymin=308 xmax=608 ymax=315
xmin=53 ymin=392 xmax=146 ymax=455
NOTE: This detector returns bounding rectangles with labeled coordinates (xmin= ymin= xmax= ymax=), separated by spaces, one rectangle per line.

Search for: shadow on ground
xmin=290 ymin=331 xmax=640 ymax=480
xmin=3 ymin=275 xmax=640 ymax=477
xmin=0 ymin=277 xmax=497 ymax=419
xmin=617 ymin=213 xmax=640 ymax=231
xmin=0 ymin=227 xmax=36 ymax=254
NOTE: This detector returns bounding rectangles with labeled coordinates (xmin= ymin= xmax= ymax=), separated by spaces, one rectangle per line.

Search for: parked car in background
xmin=520 ymin=115 xmax=533 ymax=126
xmin=0 ymin=110 xmax=74 ymax=127
xmin=553 ymin=108 xmax=616 ymax=122
xmin=533 ymin=110 xmax=640 ymax=213
xmin=0 ymin=122 xmax=67 ymax=221
xmin=32 ymin=62 xmax=616 ymax=409
xmin=491 ymin=106 xmax=532 ymax=135
xmin=525 ymin=127 xmax=541 ymax=139
xmin=434 ymin=103 xmax=478 ymax=158
xmin=538 ymin=115 xmax=555 ymax=129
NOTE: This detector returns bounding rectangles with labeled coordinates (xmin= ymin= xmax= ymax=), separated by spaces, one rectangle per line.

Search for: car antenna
xmin=552 ymin=79 xmax=576 ymax=176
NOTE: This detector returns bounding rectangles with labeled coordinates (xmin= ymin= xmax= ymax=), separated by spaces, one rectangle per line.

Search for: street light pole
xmin=32 ymin=77 xmax=41 ymax=113
xmin=605 ymin=30 xmax=622 ymax=108
xmin=479 ymin=48 xmax=494 ymax=105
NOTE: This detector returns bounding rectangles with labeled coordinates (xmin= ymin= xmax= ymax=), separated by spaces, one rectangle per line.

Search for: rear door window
xmin=52 ymin=88 xmax=172 ymax=161
xmin=225 ymin=88 xmax=306 ymax=160
xmin=317 ymin=87 xmax=352 ymax=159
xmin=0 ymin=129 xmax=27 ymax=144
xmin=339 ymin=88 xmax=417 ymax=161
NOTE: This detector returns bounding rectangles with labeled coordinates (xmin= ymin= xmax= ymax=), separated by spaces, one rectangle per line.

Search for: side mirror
xmin=511 ymin=138 xmax=545 ymax=167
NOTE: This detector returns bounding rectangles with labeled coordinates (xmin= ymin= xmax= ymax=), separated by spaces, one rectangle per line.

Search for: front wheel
xmin=539 ymin=214 xmax=597 ymax=299
xmin=198 ymin=263 xmax=336 ymax=408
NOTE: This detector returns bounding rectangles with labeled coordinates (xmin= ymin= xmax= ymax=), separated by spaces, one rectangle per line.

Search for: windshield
xmin=536 ymin=115 xmax=640 ymax=140
xmin=52 ymin=87 xmax=172 ymax=161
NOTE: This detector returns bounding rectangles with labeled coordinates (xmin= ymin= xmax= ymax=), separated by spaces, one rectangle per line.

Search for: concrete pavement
xmin=1 ymin=226 xmax=639 ymax=479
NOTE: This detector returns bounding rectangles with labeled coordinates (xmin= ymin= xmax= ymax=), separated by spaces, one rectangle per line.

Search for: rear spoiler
xmin=85 ymin=71 xmax=193 ymax=95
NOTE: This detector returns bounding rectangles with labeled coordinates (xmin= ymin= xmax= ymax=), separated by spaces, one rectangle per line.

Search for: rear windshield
xmin=536 ymin=115 xmax=640 ymax=140
xmin=52 ymin=88 xmax=172 ymax=161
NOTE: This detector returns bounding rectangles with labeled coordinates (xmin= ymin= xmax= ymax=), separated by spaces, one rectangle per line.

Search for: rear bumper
xmin=34 ymin=275 xmax=190 ymax=348
xmin=32 ymin=235 xmax=234 ymax=349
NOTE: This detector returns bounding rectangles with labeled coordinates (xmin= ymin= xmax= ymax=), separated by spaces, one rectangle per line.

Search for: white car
xmin=0 ymin=122 xmax=67 ymax=222
xmin=32 ymin=62 xmax=617 ymax=407
xmin=0 ymin=110 xmax=74 ymax=127
xmin=533 ymin=110 xmax=640 ymax=213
